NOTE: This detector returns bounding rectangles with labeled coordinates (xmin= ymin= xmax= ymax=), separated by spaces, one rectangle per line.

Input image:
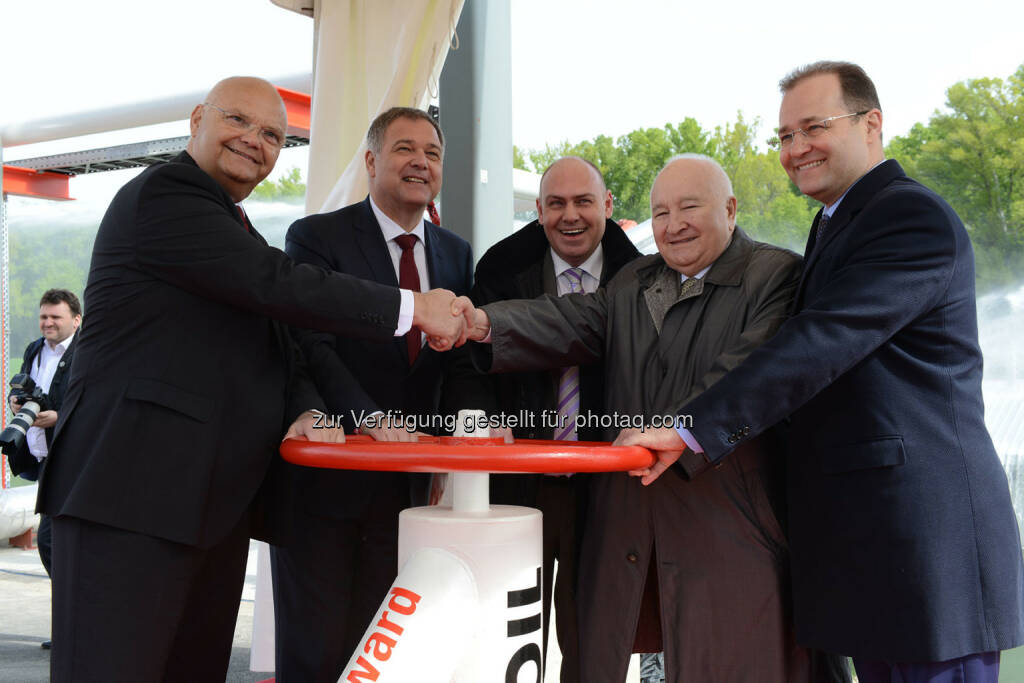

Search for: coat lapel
xmin=794 ymin=160 xmax=906 ymax=310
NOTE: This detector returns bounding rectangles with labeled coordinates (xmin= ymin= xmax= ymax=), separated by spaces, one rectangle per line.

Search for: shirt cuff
xmin=395 ymin=289 xmax=415 ymax=336
xmin=676 ymin=427 xmax=704 ymax=454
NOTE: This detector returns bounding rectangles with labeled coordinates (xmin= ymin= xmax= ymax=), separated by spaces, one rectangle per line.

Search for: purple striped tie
xmin=555 ymin=267 xmax=585 ymax=441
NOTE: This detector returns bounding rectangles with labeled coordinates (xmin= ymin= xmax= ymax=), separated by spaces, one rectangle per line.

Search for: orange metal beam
xmin=277 ymin=86 xmax=311 ymax=138
xmin=2 ymin=165 xmax=72 ymax=200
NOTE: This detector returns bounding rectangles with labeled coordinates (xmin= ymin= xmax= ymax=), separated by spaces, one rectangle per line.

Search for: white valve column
xmin=396 ymin=409 xmax=544 ymax=681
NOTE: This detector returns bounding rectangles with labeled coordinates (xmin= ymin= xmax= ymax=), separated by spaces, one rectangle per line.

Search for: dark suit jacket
xmin=6 ymin=335 xmax=77 ymax=481
xmin=284 ymin=197 xmax=473 ymax=519
xmin=447 ymin=219 xmax=640 ymax=505
xmin=680 ymin=160 xmax=1024 ymax=661
xmin=38 ymin=152 xmax=403 ymax=549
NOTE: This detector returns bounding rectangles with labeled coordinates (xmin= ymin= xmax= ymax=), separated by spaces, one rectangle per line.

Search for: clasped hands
xmin=413 ymin=290 xmax=490 ymax=351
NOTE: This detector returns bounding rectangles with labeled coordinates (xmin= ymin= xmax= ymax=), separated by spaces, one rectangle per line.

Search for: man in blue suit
xmin=613 ymin=61 xmax=1024 ymax=681
xmin=271 ymin=107 xmax=473 ymax=683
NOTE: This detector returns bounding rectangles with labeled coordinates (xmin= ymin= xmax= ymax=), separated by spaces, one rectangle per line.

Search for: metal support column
xmin=438 ymin=0 xmax=513 ymax=255
xmin=0 ymin=145 xmax=9 ymax=488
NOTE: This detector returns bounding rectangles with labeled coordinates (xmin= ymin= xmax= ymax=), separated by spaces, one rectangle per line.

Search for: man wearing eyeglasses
xmin=614 ymin=61 xmax=1024 ymax=682
xmin=38 ymin=77 xmax=471 ymax=682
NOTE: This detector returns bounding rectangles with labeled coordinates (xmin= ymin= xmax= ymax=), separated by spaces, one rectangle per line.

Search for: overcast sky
xmin=2 ymin=0 xmax=1023 ymax=188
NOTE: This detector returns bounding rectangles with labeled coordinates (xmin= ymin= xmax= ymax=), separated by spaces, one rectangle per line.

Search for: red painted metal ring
xmin=280 ymin=435 xmax=655 ymax=474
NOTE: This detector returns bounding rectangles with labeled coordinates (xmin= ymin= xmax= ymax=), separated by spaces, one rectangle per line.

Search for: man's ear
xmin=365 ymin=149 xmax=376 ymax=178
xmin=189 ymin=104 xmax=204 ymax=138
xmin=604 ymin=189 xmax=614 ymax=219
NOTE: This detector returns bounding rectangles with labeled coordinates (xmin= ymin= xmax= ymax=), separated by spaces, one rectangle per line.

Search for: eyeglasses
xmin=767 ymin=111 xmax=870 ymax=150
xmin=202 ymin=103 xmax=285 ymax=148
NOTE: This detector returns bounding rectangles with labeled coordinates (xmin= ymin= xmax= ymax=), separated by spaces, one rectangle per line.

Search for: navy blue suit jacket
xmin=285 ymin=197 xmax=473 ymax=519
xmin=679 ymin=160 xmax=1024 ymax=661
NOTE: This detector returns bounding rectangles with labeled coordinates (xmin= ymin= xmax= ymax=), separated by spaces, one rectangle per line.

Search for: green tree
xmin=516 ymin=113 xmax=811 ymax=249
xmin=888 ymin=64 xmax=1024 ymax=291
xmin=250 ymin=166 xmax=306 ymax=201
xmin=513 ymin=145 xmax=529 ymax=171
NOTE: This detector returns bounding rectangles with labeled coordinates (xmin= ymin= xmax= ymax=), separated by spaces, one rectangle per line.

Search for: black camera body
xmin=1 ymin=373 xmax=51 ymax=455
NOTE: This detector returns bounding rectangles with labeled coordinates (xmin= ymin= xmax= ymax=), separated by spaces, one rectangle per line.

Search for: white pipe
xmin=451 ymin=410 xmax=490 ymax=513
xmin=0 ymin=485 xmax=39 ymax=539
xmin=0 ymin=73 xmax=312 ymax=148
xmin=340 ymin=547 xmax=477 ymax=683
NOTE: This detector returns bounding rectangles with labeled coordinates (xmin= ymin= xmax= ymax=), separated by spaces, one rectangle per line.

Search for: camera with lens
xmin=0 ymin=373 xmax=51 ymax=455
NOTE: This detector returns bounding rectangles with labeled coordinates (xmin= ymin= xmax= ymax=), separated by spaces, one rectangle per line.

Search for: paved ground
xmin=0 ymin=539 xmax=637 ymax=682
xmin=0 ymin=540 xmax=270 ymax=683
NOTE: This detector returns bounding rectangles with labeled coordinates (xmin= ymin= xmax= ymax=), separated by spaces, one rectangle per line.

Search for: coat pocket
xmin=125 ymin=377 xmax=214 ymax=423
xmin=819 ymin=435 xmax=906 ymax=474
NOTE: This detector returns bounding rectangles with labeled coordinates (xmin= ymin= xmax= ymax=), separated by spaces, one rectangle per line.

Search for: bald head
xmin=650 ymin=154 xmax=737 ymax=276
xmin=186 ymin=77 xmax=287 ymax=202
xmin=536 ymin=156 xmax=613 ymax=267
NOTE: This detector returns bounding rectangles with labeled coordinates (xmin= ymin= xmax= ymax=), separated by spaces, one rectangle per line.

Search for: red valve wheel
xmin=280 ymin=434 xmax=655 ymax=474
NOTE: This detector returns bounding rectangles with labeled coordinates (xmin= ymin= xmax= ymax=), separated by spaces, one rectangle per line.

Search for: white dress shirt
xmin=551 ymin=244 xmax=604 ymax=294
xmin=26 ymin=330 xmax=75 ymax=461
xmin=370 ymin=196 xmax=430 ymax=340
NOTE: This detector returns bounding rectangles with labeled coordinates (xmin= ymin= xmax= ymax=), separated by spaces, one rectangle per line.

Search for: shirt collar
xmin=550 ymin=243 xmax=604 ymax=282
xmin=824 ymin=159 xmax=886 ymax=217
xmin=369 ymin=196 xmax=427 ymax=244
xmin=45 ymin=329 xmax=75 ymax=354
xmin=680 ymin=264 xmax=712 ymax=282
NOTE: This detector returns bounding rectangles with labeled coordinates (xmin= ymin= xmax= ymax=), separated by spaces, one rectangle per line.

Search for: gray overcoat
xmin=479 ymin=228 xmax=835 ymax=682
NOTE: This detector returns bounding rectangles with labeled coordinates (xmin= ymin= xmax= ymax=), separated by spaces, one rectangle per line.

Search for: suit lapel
xmin=795 ymin=160 xmax=906 ymax=310
xmin=354 ymin=199 xmax=400 ymax=288
xmin=423 ymin=223 xmax=447 ymax=290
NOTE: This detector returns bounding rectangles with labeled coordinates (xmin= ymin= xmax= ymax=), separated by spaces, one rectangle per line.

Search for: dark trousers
xmin=270 ymin=485 xmax=405 ymax=683
xmin=536 ymin=474 xmax=585 ymax=683
xmin=50 ymin=514 xmax=250 ymax=683
xmin=38 ymin=513 xmax=53 ymax=576
xmin=853 ymin=652 xmax=999 ymax=683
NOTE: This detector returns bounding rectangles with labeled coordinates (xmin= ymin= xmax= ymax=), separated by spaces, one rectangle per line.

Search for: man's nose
xmin=788 ymin=131 xmax=811 ymax=156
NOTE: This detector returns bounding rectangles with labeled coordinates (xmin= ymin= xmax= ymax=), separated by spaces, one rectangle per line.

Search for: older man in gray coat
xmin=462 ymin=155 xmax=847 ymax=683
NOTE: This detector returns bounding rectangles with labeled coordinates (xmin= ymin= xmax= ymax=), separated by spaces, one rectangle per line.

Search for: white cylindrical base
xmin=399 ymin=504 xmax=544 ymax=682
xmin=340 ymin=547 xmax=478 ymax=683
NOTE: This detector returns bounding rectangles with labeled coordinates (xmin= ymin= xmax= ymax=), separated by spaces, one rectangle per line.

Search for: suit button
xmin=742 ymin=426 xmax=750 ymax=435
xmin=626 ymin=553 xmax=638 ymax=563
xmin=727 ymin=435 xmax=737 ymax=444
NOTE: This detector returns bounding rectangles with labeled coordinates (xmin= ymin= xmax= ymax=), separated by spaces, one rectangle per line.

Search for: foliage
xmin=887 ymin=65 xmax=1024 ymax=291
xmin=6 ymin=227 xmax=94 ymax=355
xmin=250 ymin=166 xmax=306 ymax=201
xmin=516 ymin=112 xmax=814 ymax=251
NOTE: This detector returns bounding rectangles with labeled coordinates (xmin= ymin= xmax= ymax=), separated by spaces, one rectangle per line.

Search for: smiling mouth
xmin=560 ymin=227 xmax=586 ymax=236
xmin=795 ymin=159 xmax=826 ymax=171
xmin=227 ymin=146 xmax=260 ymax=165
xmin=403 ymin=177 xmax=428 ymax=184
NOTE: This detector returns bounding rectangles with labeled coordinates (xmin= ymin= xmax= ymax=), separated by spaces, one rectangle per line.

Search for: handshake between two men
xmin=415 ymin=290 xmax=489 ymax=350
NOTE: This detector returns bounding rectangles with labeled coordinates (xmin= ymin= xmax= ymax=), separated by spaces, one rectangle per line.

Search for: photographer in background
xmin=7 ymin=288 xmax=81 ymax=608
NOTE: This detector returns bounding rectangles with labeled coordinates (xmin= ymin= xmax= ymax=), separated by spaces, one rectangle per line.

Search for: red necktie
xmin=395 ymin=234 xmax=422 ymax=365
xmin=236 ymin=204 xmax=250 ymax=232
xmin=427 ymin=201 xmax=441 ymax=226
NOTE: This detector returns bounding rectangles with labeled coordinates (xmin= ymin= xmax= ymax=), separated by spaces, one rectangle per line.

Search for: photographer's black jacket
xmin=6 ymin=335 xmax=76 ymax=480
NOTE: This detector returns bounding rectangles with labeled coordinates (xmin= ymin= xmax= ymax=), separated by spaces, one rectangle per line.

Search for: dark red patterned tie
xmin=395 ymin=234 xmax=421 ymax=365
xmin=236 ymin=204 xmax=250 ymax=232
xmin=427 ymin=201 xmax=441 ymax=226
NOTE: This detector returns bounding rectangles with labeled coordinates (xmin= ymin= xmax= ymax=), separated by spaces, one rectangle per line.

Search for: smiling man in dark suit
xmin=271 ymin=107 xmax=473 ymax=683
xmin=616 ymin=61 xmax=1024 ymax=682
xmin=447 ymin=156 xmax=641 ymax=682
xmin=38 ymin=79 xmax=470 ymax=683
